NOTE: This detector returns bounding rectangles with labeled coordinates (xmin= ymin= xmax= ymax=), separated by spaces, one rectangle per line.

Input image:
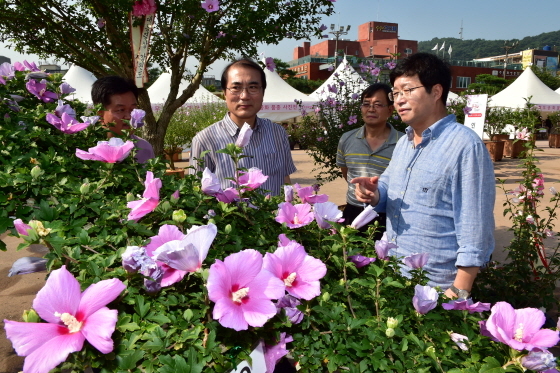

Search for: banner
xmin=464 ymin=94 xmax=488 ymax=139
xmin=130 ymin=13 xmax=155 ymax=88
xmin=259 ymin=102 xmax=316 ymax=113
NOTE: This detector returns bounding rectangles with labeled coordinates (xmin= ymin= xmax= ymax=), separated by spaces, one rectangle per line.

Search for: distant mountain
xmin=418 ymin=30 xmax=560 ymax=60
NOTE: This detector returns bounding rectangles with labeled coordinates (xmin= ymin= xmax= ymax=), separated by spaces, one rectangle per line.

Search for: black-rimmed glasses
xmin=388 ymin=86 xmax=424 ymax=101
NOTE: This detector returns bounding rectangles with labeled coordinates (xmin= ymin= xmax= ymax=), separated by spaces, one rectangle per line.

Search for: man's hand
xmin=350 ymin=176 xmax=380 ymax=205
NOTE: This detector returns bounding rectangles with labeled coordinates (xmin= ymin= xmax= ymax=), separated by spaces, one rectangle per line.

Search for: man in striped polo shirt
xmin=337 ymin=83 xmax=404 ymax=239
xmin=190 ymin=58 xmax=296 ymax=196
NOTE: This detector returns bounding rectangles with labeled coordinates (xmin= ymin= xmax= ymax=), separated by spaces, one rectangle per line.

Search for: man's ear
xmin=432 ymin=84 xmax=443 ymax=102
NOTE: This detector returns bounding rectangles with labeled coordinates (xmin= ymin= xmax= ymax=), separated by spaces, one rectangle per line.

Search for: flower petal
xmin=213 ymin=298 xmax=248 ymax=331
xmin=145 ymin=225 xmax=185 ymax=256
xmin=33 ymin=266 xmax=81 ymax=324
xmin=80 ymin=307 xmax=118 ymax=353
xmin=207 ymin=260 xmax=232 ymax=302
xmin=223 ymin=249 xmax=263 ymax=288
xmin=182 ymin=224 xmax=217 ymax=264
xmin=4 ymin=320 xmax=67 ymax=357
xmin=240 ymin=297 xmax=278 ymax=328
xmin=78 ymin=278 xmax=125 ymax=319
xmin=23 ymin=329 xmax=85 ymax=373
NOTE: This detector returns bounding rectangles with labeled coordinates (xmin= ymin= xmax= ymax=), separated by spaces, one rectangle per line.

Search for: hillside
xmin=418 ymin=30 xmax=560 ymax=60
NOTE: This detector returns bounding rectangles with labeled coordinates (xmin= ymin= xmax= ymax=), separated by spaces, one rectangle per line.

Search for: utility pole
xmin=459 ymin=19 xmax=463 ymax=40
xmin=329 ymin=24 xmax=351 ymax=68
xmin=502 ymin=40 xmax=519 ymax=79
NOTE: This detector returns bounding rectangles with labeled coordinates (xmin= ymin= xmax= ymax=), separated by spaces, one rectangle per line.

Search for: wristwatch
xmin=449 ymin=284 xmax=470 ymax=300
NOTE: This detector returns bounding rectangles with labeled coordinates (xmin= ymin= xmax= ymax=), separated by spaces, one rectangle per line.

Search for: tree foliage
xmin=418 ymin=30 xmax=560 ymax=61
xmin=468 ymin=74 xmax=510 ymax=95
xmin=530 ymin=66 xmax=560 ymax=90
xmin=0 ymin=0 xmax=334 ymax=154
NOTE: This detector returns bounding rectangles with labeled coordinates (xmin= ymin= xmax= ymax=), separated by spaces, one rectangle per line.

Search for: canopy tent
xmin=147 ymin=72 xmax=223 ymax=105
xmin=259 ymin=64 xmax=317 ymax=122
xmin=63 ymin=64 xmax=97 ymax=103
xmin=556 ymin=87 xmax=560 ymax=94
xmin=308 ymin=57 xmax=368 ymax=101
xmin=488 ymin=67 xmax=560 ymax=112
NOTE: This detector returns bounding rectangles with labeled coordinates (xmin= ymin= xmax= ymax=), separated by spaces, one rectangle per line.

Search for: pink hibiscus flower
xmin=76 ymin=138 xmax=135 ymax=163
xmin=263 ymin=240 xmax=326 ymax=300
xmin=207 ymin=249 xmax=285 ymax=331
xmin=275 ymin=202 xmax=314 ymax=228
xmin=127 ymin=171 xmax=162 ymax=221
xmin=236 ymin=167 xmax=269 ymax=191
xmin=4 ymin=266 xmax=125 ymax=373
xmin=201 ymin=0 xmax=220 ymax=13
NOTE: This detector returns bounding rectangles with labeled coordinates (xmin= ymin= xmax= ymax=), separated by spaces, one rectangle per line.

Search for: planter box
xmin=504 ymin=139 xmax=526 ymax=158
xmin=549 ymin=133 xmax=560 ymax=148
xmin=491 ymin=134 xmax=510 ymax=142
xmin=165 ymin=168 xmax=185 ymax=178
xmin=484 ymin=141 xmax=505 ymax=162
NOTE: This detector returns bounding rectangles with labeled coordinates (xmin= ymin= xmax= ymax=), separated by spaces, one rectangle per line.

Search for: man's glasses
xmin=361 ymin=102 xmax=389 ymax=110
xmin=388 ymin=86 xmax=424 ymax=101
xmin=226 ymin=85 xmax=262 ymax=95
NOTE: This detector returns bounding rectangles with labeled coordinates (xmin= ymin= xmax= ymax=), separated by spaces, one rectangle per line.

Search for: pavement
xmin=1 ymin=140 xmax=559 ymax=372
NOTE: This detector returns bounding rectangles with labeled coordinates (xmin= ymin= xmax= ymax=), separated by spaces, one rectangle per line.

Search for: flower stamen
xmin=514 ymin=323 xmax=524 ymax=342
xmin=284 ymin=272 xmax=297 ymax=287
xmin=231 ymin=287 xmax=249 ymax=303
xmin=55 ymin=312 xmax=83 ymax=333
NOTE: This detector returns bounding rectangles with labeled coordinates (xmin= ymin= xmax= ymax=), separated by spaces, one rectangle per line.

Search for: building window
xmin=370 ymin=27 xmax=373 ymax=33
xmin=370 ymin=46 xmax=373 ymax=56
xmin=386 ymin=48 xmax=390 ymax=53
xmin=456 ymin=76 xmax=471 ymax=88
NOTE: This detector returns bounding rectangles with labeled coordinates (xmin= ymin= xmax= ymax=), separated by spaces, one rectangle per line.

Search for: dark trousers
xmin=342 ymin=203 xmax=386 ymax=241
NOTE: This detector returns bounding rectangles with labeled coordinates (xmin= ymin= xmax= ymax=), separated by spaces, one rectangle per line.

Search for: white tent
xmin=259 ymin=65 xmax=317 ymax=122
xmin=148 ymin=72 xmax=223 ymax=104
xmin=309 ymin=57 xmax=368 ymax=101
xmin=447 ymin=91 xmax=459 ymax=104
xmin=63 ymin=64 xmax=97 ymax=103
xmin=556 ymin=87 xmax=560 ymax=94
xmin=488 ymin=67 xmax=560 ymax=112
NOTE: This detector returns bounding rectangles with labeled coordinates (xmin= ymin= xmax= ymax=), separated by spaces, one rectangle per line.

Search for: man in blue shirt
xmin=352 ymin=53 xmax=495 ymax=299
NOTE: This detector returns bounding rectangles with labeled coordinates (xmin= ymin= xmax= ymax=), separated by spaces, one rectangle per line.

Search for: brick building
xmin=289 ymin=21 xmax=418 ymax=80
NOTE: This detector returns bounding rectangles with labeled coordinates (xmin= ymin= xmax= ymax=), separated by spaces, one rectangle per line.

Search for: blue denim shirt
xmin=376 ymin=115 xmax=495 ymax=288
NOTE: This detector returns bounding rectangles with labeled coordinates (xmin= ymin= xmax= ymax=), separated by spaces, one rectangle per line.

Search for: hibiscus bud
xmin=22 ymin=309 xmax=40 ymax=323
xmin=385 ymin=328 xmax=395 ymax=338
xmin=321 ymin=292 xmax=330 ymax=302
xmin=387 ymin=317 xmax=399 ymax=329
xmin=235 ymin=122 xmax=253 ymax=147
xmin=551 ymin=187 xmax=558 ymax=195
xmin=80 ymin=183 xmax=90 ymax=195
xmin=172 ymin=209 xmax=187 ymax=223
xmin=521 ymin=350 xmax=557 ymax=371
xmin=126 ymin=193 xmax=136 ymax=202
xmin=30 ymin=165 xmax=43 ymax=179
xmin=224 ymin=224 xmax=232 ymax=234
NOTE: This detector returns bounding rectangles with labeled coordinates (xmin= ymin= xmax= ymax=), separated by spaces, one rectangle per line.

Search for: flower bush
xmin=2 ymin=62 xmax=560 ymax=372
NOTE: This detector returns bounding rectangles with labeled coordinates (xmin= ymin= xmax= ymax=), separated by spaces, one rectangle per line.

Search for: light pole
xmin=502 ymin=40 xmax=518 ymax=79
xmin=329 ymin=24 xmax=351 ymax=68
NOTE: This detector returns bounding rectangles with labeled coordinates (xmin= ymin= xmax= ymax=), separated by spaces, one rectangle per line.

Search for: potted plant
xmin=483 ymin=107 xmax=509 ymax=161
xmin=162 ymin=108 xmax=200 ymax=176
xmin=547 ymin=111 xmax=560 ymax=148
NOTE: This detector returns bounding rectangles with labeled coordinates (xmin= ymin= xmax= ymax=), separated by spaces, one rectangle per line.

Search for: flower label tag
xmin=229 ymin=342 xmax=266 ymax=373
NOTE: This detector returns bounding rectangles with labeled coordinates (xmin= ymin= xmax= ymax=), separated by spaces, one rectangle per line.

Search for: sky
xmin=1 ymin=0 xmax=559 ymax=76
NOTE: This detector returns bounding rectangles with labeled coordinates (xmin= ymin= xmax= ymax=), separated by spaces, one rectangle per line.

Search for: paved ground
xmin=1 ymin=140 xmax=559 ymax=372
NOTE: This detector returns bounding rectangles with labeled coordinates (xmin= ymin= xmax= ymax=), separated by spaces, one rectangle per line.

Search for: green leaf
xmin=147 ymin=313 xmax=171 ymax=324
xmin=479 ymin=357 xmax=506 ymax=373
xmin=116 ymin=350 xmax=145 ymax=370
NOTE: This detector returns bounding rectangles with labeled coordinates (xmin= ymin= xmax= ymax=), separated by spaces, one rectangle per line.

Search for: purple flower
xmin=122 ymin=245 xmax=154 ymax=274
xmin=348 ymin=255 xmax=376 ymax=268
xmin=127 ymin=171 xmax=162 ymax=221
xmin=275 ymin=202 xmax=314 ymax=228
xmin=484 ymin=301 xmax=560 ymax=351
xmin=59 ymin=82 xmax=75 ymax=95
xmin=97 ymin=18 xmax=106 ymax=28
xmin=207 ymin=249 xmax=285 ymax=331
xmin=201 ymin=0 xmax=220 ymax=12
xmin=143 ymin=265 xmax=164 ymax=293
xmin=130 ymin=108 xmax=145 ymax=128
xmin=14 ymin=219 xmax=32 ymax=237
xmin=236 ymin=167 xmax=269 ymax=191
xmin=327 ymin=84 xmax=338 ymax=94
xmin=402 ymin=252 xmax=429 ymax=269
xmin=351 ymin=93 xmax=360 ymax=100
xmin=132 ymin=0 xmax=157 ymax=16
xmin=319 ymin=24 xmax=327 ymax=31
xmin=235 ymin=122 xmax=253 ymax=147
xmin=216 ymin=31 xmax=226 ymax=38
xmin=521 ymin=349 xmax=557 ymax=371
xmin=412 ymin=284 xmax=438 ymax=314
xmin=0 ymin=62 xmax=15 ymax=82
xmin=215 ymin=188 xmax=239 ymax=203
xmin=26 ymin=79 xmax=57 ymax=103
xmin=8 ymin=257 xmax=47 ymax=277
xmin=385 ymin=61 xmax=397 ymax=70
xmin=375 ymin=232 xmax=397 ymax=260
xmin=442 ymin=299 xmax=491 ymax=313
xmin=76 ymin=138 xmax=134 ymax=163
xmin=313 ymin=201 xmax=343 ymax=229
xmin=294 ymin=183 xmax=328 ymax=204
xmin=263 ymin=239 xmax=326 ymax=300
xmin=54 ymin=99 xmax=76 ymax=117
xmin=350 ymin=205 xmax=378 ymax=229
xmin=265 ymin=57 xmax=276 ymax=72
xmin=450 ymin=332 xmax=469 ymax=351
xmin=276 ymin=295 xmax=303 ymax=324
xmin=47 ymin=112 xmax=94 ymax=134
xmin=4 ymin=266 xmax=125 ymax=373
xmin=264 ymin=333 xmax=293 ymax=373
xmin=144 ymin=225 xmax=187 ymax=287
xmin=347 ymin=115 xmax=357 ymax=125
xmin=284 ymin=185 xmax=294 ymax=202
xmin=201 ymin=167 xmax=222 ymax=196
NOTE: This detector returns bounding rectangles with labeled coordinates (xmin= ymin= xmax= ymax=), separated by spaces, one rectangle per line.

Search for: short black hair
xmin=220 ymin=58 xmax=267 ymax=92
xmin=389 ymin=52 xmax=451 ymax=104
xmin=361 ymin=83 xmax=393 ymax=105
xmin=91 ymin=76 xmax=139 ymax=108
